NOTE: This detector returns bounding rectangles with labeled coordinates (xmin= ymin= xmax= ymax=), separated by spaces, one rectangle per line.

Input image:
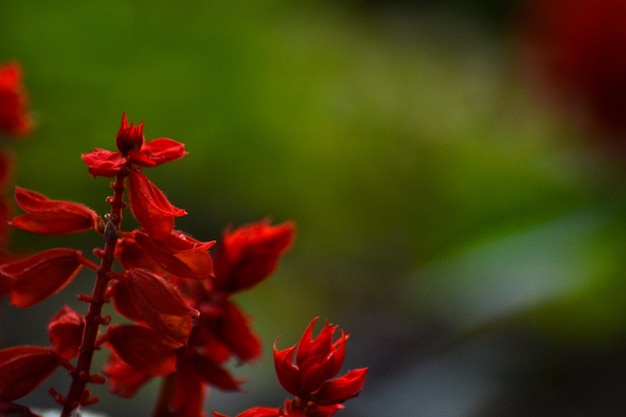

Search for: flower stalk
xmin=61 ymin=174 xmax=126 ymax=416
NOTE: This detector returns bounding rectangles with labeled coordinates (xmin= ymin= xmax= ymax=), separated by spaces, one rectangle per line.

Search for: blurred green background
xmin=2 ymin=1 xmax=626 ymax=416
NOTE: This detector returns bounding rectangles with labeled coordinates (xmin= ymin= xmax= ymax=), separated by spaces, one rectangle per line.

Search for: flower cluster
xmin=0 ymin=111 xmax=367 ymax=417
xmin=213 ymin=318 xmax=367 ymax=417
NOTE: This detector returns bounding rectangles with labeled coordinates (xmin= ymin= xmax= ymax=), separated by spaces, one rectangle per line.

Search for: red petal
xmin=296 ymin=319 xmax=338 ymax=369
xmin=0 ymin=248 xmax=84 ymax=307
xmin=115 ymin=233 xmax=166 ymax=274
xmin=220 ymin=302 xmax=261 ymax=362
xmin=193 ymin=354 xmax=244 ymax=391
xmin=236 ymin=407 xmax=281 ymax=417
xmin=315 ymin=368 xmax=368 ymax=405
xmin=110 ymin=278 xmax=145 ymax=323
xmin=273 ymin=342 xmax=299 ymax=396
xmin=214 ymin=220 xmax=295 ymax=292
xmin=81 ymin=148 xmax=125 ymax=177
xmin=105 ymin=325 xmax=176 ymax=376
xmin=141 ymin=138 xmax=187 ymax=165
xmin=125 ymin=268 xmax=199 ymax=346
xmin=299 ymin=329 xmax=346 ymax=394
xmin=102 ymin=351 xmax=152 ymax=398
xmin=134 ymin=229 xmax=214 ymax=280
xmin=128 ymin=171 xmax=186 ymax=240
xmin=11 ymin=187 xmax=100 ymax=234
xmin=47 ymin=305 xmax=85 ymax=360
xmin=0 ymin=346 xmax=60 ymax=401
xmin=170 ymin=356 xmax=206 ymax=417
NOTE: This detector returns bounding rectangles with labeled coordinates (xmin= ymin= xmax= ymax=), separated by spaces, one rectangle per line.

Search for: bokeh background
xmin=2 ymin=1 xmax=626 ymax=416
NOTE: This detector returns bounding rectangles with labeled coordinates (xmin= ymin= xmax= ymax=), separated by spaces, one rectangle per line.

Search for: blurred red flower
xmin=0 ymin=61 xmax=31 ymax=137
xmin=520 ymin=0 xmax=626 ymax=143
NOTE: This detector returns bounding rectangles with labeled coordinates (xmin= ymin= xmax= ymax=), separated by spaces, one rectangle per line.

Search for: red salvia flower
xmin=0 ymin=61 xmax=31 ymax=137
xmin=0 ymin=248 xmax=86 ymax=307
xmin=273 ymin=318 xmax=367 ymax=406
xmin=10 ymin=187 xmax=101 ymax=235
xmin=81 ymin=113 xmax=187 ymax=177
xmin=47 ymin=306 xmax=85 ymax=361
xmin=214 ymin=220 xmax=295 ymax=293
xmin=0 ymin=346 xmax=60 ymax=401
xmin=214 ymin=319 xmax=366 ymax=417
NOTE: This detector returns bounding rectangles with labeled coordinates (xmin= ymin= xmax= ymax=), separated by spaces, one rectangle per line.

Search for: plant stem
xmin=61 ymin=174 xmax=126 ymax=417
xmin=152 ymin=371 xmax=177 ymax=417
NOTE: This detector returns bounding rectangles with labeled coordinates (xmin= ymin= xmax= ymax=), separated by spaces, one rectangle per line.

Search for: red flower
xmin=10 ymin=187 xmax=101 ymax=235
xmin=0 ymin=61 xmax=31 ymax=137
xmin=0 ymin=346 xmax=60 ymax=401
xmin=519 ymin=0 xmax=626 ymax=142
xmin=81 ymin=113 xmax=187 ymax=177
xmin=0 ymin=248 xmax=86 ymax=307
xmin=214 ymin=220 xmax=295 ymax=293
xmin=47 ymin=306 xmax=85 ymax=360
xmin=273 ymin=318 xmax=367 ymax=406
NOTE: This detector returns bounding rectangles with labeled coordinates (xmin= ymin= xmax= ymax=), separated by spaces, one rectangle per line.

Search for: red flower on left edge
xmin=81 ymin=113 xmax=187 ymax=177
xmin=0 ymin=61 xmax=31 ymax=137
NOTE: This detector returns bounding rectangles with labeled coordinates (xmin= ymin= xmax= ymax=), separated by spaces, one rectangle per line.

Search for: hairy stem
xmin=61 ymin=174 xmax=126 ymax=417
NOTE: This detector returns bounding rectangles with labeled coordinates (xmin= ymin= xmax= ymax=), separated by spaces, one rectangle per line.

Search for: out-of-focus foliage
xmin=1 ymin=1 xmax=626 ymax=416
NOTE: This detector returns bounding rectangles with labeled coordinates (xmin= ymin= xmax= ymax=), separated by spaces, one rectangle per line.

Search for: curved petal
xmin=314 ymin=368 xmax=368 ymax=405
xmin=125 ymin=268 xmax=199 ymax=346
xmin=214 ymin=220 xmax=295 ymax=292
xmin=273 ymin=342 xmax=299 ymax=396
xmin=0 ymin=248 xmax=84 ymax=307
xmin=47 ymin=305 xmax=84 ymax=360
xmin=11 ymin=187 xmax=100 ymax=234
xmin=105 ymin=325 xmax=176 ymax=376
xmin=128 ymin=171 xmax=186 ymax=240
xmin=81 ymin=148 xmax=125 ymax=178
xmin=141 ymin=138 xmax=187 ymax=165
xmin=0 ymin=346 xmax=60 ymax=401
xmin=103 ymin=351 xmax=152 ymax=398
